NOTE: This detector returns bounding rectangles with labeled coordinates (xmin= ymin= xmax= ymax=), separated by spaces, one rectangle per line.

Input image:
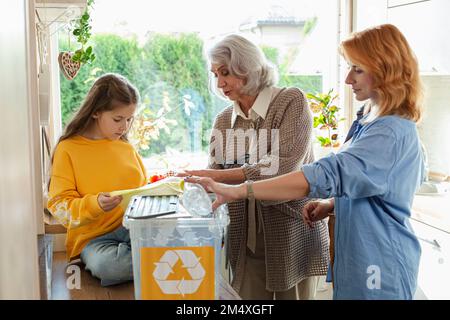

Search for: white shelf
xmin=35 ymin=0 xmax=87 ymax=24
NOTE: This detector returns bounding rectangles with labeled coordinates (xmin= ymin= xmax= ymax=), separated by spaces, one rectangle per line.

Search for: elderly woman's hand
xmin=177 ymin=169 xmax=222 ymax=181
xmin=184 ymin=176 xmax=245 ymax=210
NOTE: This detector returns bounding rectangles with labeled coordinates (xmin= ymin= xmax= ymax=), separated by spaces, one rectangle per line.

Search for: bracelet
xmin=245 ymin=180 xmax=255 ymax=200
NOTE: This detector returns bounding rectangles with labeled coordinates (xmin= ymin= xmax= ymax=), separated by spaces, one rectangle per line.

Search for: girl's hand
xmin=302 ymin=199 xmax=335 ymax=228
xmin=184 ymin=176 xmax=244 ymax=210
xmin=97 ymin=193 xmax=123 ymax=212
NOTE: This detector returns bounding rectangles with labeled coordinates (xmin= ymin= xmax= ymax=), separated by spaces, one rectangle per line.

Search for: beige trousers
xmin=239 ymin=226 xmax=318 ymax=300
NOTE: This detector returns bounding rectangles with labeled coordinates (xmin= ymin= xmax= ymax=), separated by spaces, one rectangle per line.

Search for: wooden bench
xmin=39 ymin=208 xmax=67 ymax=299
xmin=44 ymin=208 xmax=67 ymax=234
xmin=41 ymin=208 xmax=137 ymax=299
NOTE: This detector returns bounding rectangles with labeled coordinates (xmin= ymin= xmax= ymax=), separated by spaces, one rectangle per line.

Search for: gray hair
xmin=208 ymin=34 xmax=278 ymax=97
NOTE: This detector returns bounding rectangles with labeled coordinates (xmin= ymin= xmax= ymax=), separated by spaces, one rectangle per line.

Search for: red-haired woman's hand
xmin=302 ymin=199 xmax=334 ymax=228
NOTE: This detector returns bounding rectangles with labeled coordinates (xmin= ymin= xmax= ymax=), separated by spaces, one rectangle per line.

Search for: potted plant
xmin=307 ymin=89 xmax=344 ymax=158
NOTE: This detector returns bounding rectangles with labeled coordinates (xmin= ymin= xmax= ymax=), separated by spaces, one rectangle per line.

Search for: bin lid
xmin=124 ymin=195 xmax=185 ymax=220
xmin=123 ymin=194 xmax=229 ymax=230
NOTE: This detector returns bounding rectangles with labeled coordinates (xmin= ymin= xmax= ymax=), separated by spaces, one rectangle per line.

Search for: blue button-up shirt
xmin=302 ymin=115 xmax=425 ymax=299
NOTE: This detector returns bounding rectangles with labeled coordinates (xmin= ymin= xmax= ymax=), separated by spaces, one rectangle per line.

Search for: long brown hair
xmin=47 ymin=73 xmax=139 ymax=191
xmin=58 ymin=73 xmax=139 ymax=144
xmin=340 ymin=24 xmax=423 ymax=123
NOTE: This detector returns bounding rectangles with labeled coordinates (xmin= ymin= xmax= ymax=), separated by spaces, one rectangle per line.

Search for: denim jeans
xmin=80 ymin=226 xmax=133 ymax=287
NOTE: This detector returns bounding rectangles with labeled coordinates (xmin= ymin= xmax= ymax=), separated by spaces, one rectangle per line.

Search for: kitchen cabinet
xmin=355 ymin=0 xmax=450 ymax=74
xmin=410 ymin=218 xmax=450 ymax=299
xmin=388 ymin=0 xmax=450 ymax=74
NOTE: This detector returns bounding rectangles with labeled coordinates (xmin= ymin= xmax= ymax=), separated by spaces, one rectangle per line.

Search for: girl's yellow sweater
xmin=47 ymin=135 xmax=147 ymax=260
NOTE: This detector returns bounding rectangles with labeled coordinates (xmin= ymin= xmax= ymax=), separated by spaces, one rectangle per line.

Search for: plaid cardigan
xmin=208 ymin=87 xmax=330 ymax=292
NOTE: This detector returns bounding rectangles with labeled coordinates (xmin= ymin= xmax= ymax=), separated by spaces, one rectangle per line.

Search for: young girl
xmin=186 ymin=24 xmax=425 ymax=299
xmin=48 ymin=73 xmax=148 ymax=286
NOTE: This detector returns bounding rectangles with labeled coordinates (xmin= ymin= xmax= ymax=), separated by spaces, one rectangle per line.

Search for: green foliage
xmin=280 ymin=74 xmax=322 ymax=94
xmin=59 ymin=33 xmax=323 ymax=157
xmin=71 ymin=0 xmax=96 ymax=64
xmin=307 ymin=89 xmax=343 ymax=147
xmin=141 ymin=33 xmax=215 ymax=155
xmin=91 ymin=34 xmax=142 ymax=80
xmin=58 ymin=34 xmax=145 ymax=128
xmin=303 ymin=16 xmax=318 ymax=36
xmin=59 ymin=32 xmax=225 ymax=157
xmin=143 ymin=34 xmax=210 ymax=102
xmin=261 ymin=46 xmax=322 ymax=94
xmin=261 ymin=46 xmax=279 ymax=66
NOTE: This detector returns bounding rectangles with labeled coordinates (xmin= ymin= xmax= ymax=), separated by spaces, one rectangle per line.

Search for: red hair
xmin=340 ymin=24 xmax=423 ymax=122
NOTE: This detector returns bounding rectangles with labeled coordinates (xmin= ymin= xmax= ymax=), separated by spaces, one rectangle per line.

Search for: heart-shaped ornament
xmin=58 ymin=52 xmax=81 ymax=80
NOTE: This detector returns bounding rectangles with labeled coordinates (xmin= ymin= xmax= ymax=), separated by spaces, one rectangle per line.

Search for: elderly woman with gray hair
xmin=179 ymin=34 xmax=329 ymax=300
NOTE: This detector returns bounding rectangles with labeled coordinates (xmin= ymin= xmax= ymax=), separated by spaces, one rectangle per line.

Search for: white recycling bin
xmin=123 ymin=194 xmax=229 ymax=300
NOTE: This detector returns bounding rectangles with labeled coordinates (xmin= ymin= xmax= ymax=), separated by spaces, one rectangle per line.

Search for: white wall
xmin=388 ymin=0 xmax=450 ymax=74
xmin=0 ymin=0 xmax=41 ymax=299
xmin=387 ymin=0 xmax=450 ymax=176
xmin=419 ymin=75 xmax=450 ymax=176
xmin=354 ymin=0 xmax=388 ymax=30
xmin=353 ymin=0 xmax=450 ymax=177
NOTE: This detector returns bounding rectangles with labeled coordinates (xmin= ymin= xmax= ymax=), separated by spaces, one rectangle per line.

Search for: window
xmin=57 ymin=0 xmax=341 ymax=172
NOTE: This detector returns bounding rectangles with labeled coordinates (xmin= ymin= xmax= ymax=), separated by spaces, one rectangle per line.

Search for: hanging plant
xmin=58 ymin=0 xmax=95 ymax=80
xmin=71 ymin=0 xmax=96 ymax=64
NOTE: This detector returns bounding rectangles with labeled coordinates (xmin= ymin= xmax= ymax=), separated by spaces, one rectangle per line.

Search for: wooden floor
xmin=51 ymin=252 xmax=135 ymax=300
xmin=51 ymin=252 xmax=330 ymax=300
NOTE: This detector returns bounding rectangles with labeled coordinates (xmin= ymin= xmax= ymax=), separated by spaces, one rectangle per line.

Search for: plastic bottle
xmin=181 ymin=183 xmax=213 ymax=217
